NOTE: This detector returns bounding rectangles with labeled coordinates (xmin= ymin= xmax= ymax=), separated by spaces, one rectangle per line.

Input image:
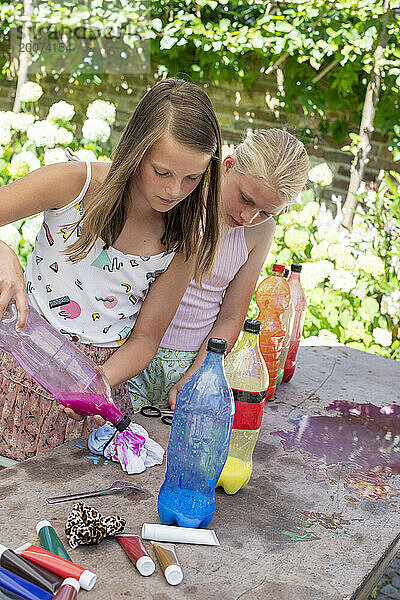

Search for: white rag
xmin=88 ymin=423 xmax=164 ymax=474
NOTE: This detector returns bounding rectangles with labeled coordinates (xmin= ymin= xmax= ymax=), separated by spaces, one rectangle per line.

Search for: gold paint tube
xmin=151 ymin=542 xmax=183 ymax=586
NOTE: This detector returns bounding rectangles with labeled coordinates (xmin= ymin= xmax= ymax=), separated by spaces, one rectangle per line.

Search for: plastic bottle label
xmin=231 ymin=389 xmax=267 ymax=404
xmin=232 ymin=398 xmax=266 ymax=430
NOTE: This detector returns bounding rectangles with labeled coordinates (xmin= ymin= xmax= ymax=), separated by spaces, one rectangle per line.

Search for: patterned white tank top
xmin=25 ymin=161 xmax=175 ymax=348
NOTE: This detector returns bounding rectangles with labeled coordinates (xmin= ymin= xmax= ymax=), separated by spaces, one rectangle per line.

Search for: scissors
xmin=140 ymin=405 xmax=174 ymax=426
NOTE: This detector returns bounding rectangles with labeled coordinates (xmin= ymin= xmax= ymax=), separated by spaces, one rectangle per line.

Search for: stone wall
xmin=0 ymin=70 xmax=397 ymax=203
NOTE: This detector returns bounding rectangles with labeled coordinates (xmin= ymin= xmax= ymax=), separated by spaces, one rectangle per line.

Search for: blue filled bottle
xmin=158 ymin=338 xmax=234 ymax=528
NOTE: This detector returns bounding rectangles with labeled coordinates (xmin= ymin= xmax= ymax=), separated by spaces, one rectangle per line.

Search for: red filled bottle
xmin=255 ymin=265 xmax=290 ymax=400
xmin=283 ymin=264 xmax=307 ymax=383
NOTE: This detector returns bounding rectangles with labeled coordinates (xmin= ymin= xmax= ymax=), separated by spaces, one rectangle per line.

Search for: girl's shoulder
xmin=244 ymin=217 xmax=276 ymax=254
xmin=48 ymin=160 xmax=111 ymax=210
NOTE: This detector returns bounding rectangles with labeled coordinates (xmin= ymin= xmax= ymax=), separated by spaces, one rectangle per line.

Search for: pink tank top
xmin=161 ymin=226 xmax=248 ymax=351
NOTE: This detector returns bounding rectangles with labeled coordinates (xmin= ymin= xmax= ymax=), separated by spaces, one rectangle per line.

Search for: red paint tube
xmin=116 ymin=535 xmax=155 ymax=577
xmin=14 ymin=545 xmax=95 ymax=591
xmin=52 ymin=579 xmax=79 ymax=600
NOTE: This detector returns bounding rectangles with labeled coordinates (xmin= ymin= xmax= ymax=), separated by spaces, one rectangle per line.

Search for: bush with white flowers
xmin=0 ymin=84 xmax=116 ymax=272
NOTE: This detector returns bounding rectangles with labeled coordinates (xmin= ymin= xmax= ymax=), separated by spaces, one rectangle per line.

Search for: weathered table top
xmin=0 ymin=344 xmax=399 ymax=600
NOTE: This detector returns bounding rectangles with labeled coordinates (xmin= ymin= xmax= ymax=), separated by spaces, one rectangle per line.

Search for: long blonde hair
xmin=65 ymin=79 xmax=222 ymax=280
xmin=233 ymin=129 xmax=309 ymax=206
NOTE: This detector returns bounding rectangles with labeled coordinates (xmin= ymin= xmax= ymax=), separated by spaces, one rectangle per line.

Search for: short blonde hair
xmin=233 ymin=129 xmax=309 ymax=207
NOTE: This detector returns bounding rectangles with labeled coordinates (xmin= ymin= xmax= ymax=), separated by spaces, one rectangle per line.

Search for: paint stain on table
xmin=272 ymin=400 xmax=400 ymax=500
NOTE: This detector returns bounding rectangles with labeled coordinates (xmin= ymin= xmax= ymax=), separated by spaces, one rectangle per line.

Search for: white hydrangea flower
xmin=0 ymin=223 xmax=22 ymax=252
xmin=0 ymin=111 xmax=14 ymax=127
xmin=279 ymin=211 xmax=298 ymax=227
xmin=222 ymin=144 xmax=235 ymax=159
xmin=27 ymin=120 xmax=58 ymax=148
xmin=358 ymin=254 xmax=385 ymax=278
xmin=310 ymin=241 xmax=329 ymax=261
xmin=55 ymin=127 xmax=73 ymax=146
xmin=316 ymin=259 xmax=335 ymax=280
xmin=86 ymin=100 xmax=116 ymax=125
xmin=43 ymin=148 xmax=67 ymax=165
xmin=10 ymin=112 xmax=35 ymax=132
xmin=75 ymin=149 xmax=97 ymax=161
xmin=82 ymin=118 xmax=111 ymax=143
xmin=308 ymin=162 xmax=333 ymax=187
xmin=19 ymin=82 xmax=43 ymax=103
xmin=284 ymin=229 xmax=309 ymax=253
xmin=22 ymin=214 xmax=43 ymax=245
xmin=381 ymin=291 xmax=400 ymax=319
xmin=295 ymin=210 xmax=313 ymax=227
xmin=0 ymin=126 xmax=11 ymax=146
xmin=97 ymin=155 xmax=111 ymax=162
xmin=300 ymin=262 xmax=325 ymax=289
xmin=346 ymin=320 xmax=365 ymax=341
xmin=303 ymin=201 xmax=320 ymax=217
xmin=335 ymin=252 xmax=357 ymax=272
xmin=8 ymin=151 xmax=41 ymax=178
xmin=49 ymin=100 xmax=75 ymax=121
xmin=328 ymin=268 xmax=357 ymax=294
xmin=372 ymin=327 xmax=392 ymax=347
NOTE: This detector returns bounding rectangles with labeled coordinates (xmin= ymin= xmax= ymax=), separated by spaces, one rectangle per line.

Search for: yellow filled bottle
xmin=217 ymin=319 xmax=269 ymax=495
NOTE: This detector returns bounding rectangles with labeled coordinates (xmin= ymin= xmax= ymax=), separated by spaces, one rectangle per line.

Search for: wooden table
xmin=0 ymin=344 xmax=399 ymax=600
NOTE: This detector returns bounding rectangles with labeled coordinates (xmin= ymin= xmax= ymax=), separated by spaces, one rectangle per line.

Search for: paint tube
xmin=142 ymin=523 xmax=219 ymax=546
xmin=151 ymin=542 xmax=183 ymax=586
xmin=116 ymin=535 xmax=155 ymax=577
xmin=14 ymin=545 xmax=96 ymax=591
xmin=0 ymin=567 xmax=53 ymax=600
xmin=52 ymin=578 xmax=80 ymax=600
xmin=0 ymin=585 xmax=27 ymax=600
xmin=36 ymin=521 xmax=72 ymax=562
xmin=0 ymin=545 xmax=61 ymax=595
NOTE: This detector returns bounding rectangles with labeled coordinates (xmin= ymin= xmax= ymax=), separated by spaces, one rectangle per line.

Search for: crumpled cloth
xmin=88 ymin=422 xmax=164 ymax=474
xmin=65 ymin=502 xmax=125 ymax=549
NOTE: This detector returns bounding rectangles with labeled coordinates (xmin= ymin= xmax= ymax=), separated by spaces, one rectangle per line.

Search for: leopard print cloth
xmin=65 ymin=501 xmax=126 ymax=549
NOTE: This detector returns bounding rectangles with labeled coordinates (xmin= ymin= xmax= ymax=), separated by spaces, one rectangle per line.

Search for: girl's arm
xmin=168 ymin=218 xmax=276 ymax=408
xmin=0 ymin=162 xmax=89 ymax=328
xmin=101 ymin=251 xmax=195 ymax=388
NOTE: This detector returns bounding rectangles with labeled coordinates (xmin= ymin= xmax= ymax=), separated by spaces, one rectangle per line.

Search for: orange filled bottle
xmin=255 ymin=264 xmax=291 ymax=401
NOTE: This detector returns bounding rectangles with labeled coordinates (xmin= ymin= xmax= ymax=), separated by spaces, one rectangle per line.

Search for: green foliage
xmin=248 ymin=173 xmax=400 ymax=361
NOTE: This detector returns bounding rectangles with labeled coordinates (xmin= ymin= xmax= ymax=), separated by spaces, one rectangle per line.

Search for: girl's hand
xmin=0 ymin=241 xmax=29 ymax=330
xmin=57 ymin=404 xmax=105 ymax=426
xmin=168 ymin=367 xmax=199 ymax=410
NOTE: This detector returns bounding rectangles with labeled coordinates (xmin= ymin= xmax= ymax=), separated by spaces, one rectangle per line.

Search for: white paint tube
xmin=142 ymin=524 xmax=219 ymax=546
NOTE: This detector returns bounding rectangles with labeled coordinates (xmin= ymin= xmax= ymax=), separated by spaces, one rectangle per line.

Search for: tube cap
xmin=165 ymin=564 xmax=183 ymax=585
xmin=78 ymin=569 xmax=97 ymax=591
xmin=243 ymin=319 xmax=261 ymax=335
xmin=291 ymin=263 xmax=302 ymax=272
xmin=284 ymin=268 xmax=290 ymax=277
xmin=0 ymin=544 xmax=8 ymax=558
xmin=115 ymin=414 xmax=131 ymax=432
xmin=136 ymin=555 xmax=155 ymax=577
xmin=62 ymin=578 xmax=80 ymax=592
xmin=36 ymin=520 xmax=52 ymax=534
xmin=272 ymin=264 xmax=285 ymax=273
xmin=207 ymin=338 xmax=227 ymax=354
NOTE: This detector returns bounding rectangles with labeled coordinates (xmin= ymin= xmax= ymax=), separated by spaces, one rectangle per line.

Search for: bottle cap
xmin=291 ymin=263 xmax=302 ymax=272
xmin=284 ymin=268 xmax=290 ymax=277
xmin=207 ymin=338 xmax=227 ymax=354
xmin=62 ymin=578 xmax=80 ymax=592
xmin=136 ymin=555 xmax=155 ymax=576
xmin=36 ymin=520 xmax=52 ymax=534
xmin=272 ymin=264 xmax=285 ymax=273
xmin=78 ymin=569 xmax=97 ymax=591
xmin=243 ymin=319 xmax=261 ymax=335
xmin=165 ymin=564 xmax=183 ymax=585
xmin=115 ymin=414 xmax=131 ymax=432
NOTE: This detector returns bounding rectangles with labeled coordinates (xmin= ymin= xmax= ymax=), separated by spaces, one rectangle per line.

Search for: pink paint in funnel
xmin=0 ymin=302 xmax=130 ymax=432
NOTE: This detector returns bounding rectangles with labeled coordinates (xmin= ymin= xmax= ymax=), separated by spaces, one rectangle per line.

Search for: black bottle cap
xmin=207 ymin=338 xmax=227 ymax=354
xmin=284 ymin=268 xmax=290 ymax=277
xmin=115 ymin=414 xmax=131 ymax=432
xmin=291 ymin=263 xmax=302 ymax=272
xmin=243 ymin=319 xmax=261 ymax=335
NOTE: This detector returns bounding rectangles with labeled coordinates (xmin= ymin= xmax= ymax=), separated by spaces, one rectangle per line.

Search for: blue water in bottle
xmin=158 ymin=338 xmax=234 ymax=528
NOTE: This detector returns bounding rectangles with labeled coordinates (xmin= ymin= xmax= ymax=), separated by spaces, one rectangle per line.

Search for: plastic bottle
xmin=0 ymin=303 xmax=130 ymax=431
xmin=217 ymin=319 xmax=269 ymax=495
xmin=255 ymin=265 xmax=291 ymax=400
xmin=158 ymin=338 xmax=234 ymax=528
xmin=276 ymin=267 xmax=294 ymax=388
xmin=283 ymin=264 xmax=307 ymax=383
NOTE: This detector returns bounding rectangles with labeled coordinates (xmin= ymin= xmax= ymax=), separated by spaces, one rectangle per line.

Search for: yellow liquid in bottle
xmin=217 ymin=456 xmax=252 ymax=495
